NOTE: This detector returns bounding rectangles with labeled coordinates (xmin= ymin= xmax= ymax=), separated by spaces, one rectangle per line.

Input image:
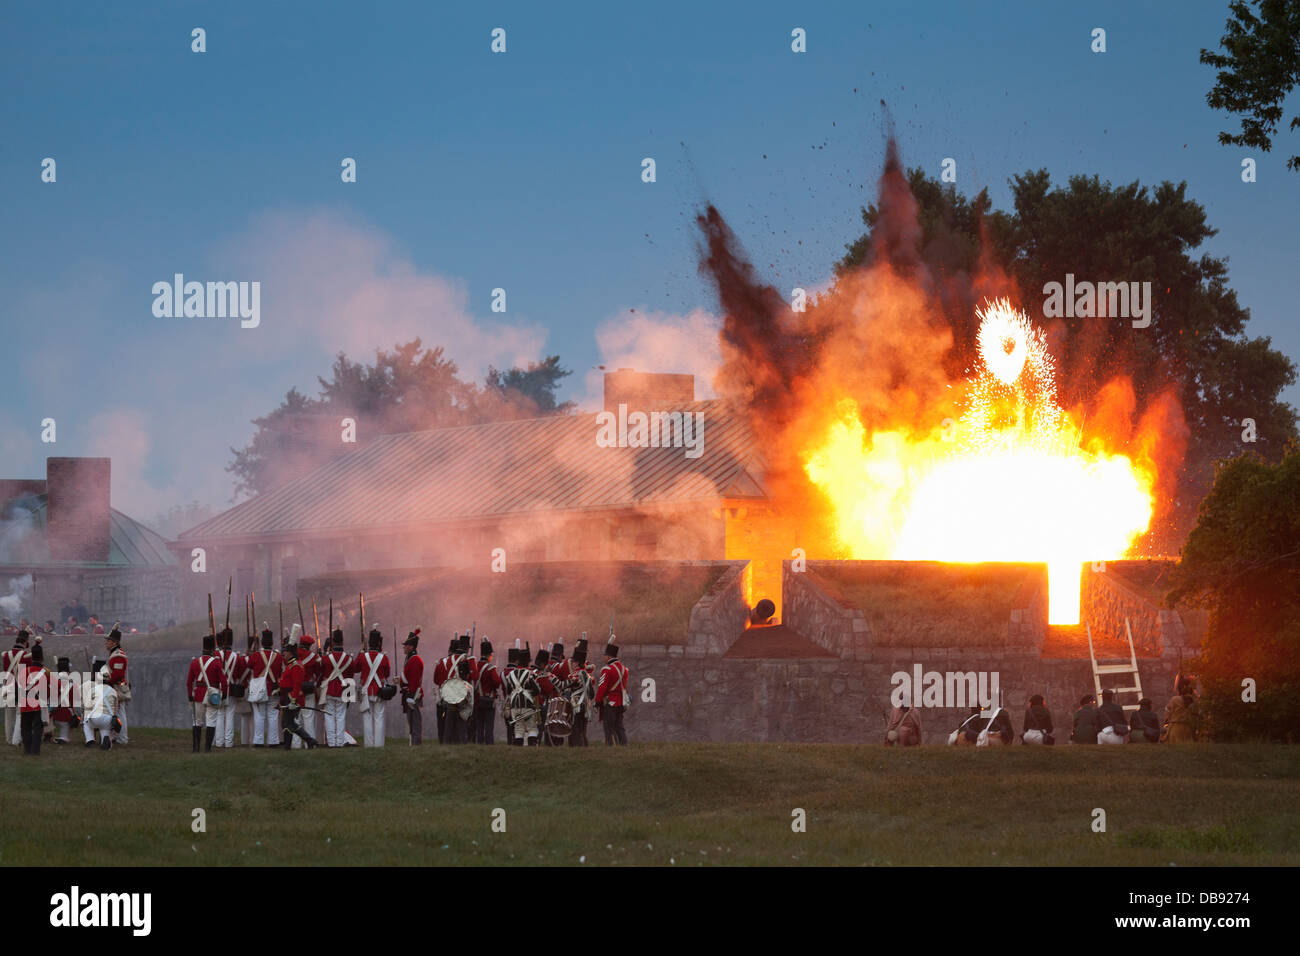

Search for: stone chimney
xmin=603 ymin=370 xmax=695 ymax=412
xmin=45 ymin=457 xmax=112 ymax=563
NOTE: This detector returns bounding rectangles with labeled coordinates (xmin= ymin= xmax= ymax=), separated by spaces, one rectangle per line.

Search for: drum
xmin=545 ymin=697 xmax=574 ymax=738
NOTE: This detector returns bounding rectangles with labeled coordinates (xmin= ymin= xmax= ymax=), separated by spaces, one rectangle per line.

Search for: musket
xmin=245 ymin=595 xmax=252 ymax=643
xmin=208 ymin=594 xmax=216 ymax=637
xmin=359 ymin=593 xmax=366 ymax=649
xmin=297 ymin=597 xmax=306 ymax=633
xmin=224 ymin=577 xmax=233 ymax=634
xmin=328 ymin=597 xmax=333 ymax=642
xmin=312 ymin=597 xmax=320 ymax=641
xmin=279 ymin=602 xmax=284 ymax=643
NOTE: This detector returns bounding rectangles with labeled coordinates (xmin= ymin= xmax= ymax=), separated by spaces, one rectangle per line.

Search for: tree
xmin=228 ymin=342 xmax=574 ymax=499
xmin=838 ymin=166 xmax=1298 ymax=547
xmin=484 ymin=355 xmax=575 ymax=416
xmin=1168 ymin=446 xmax=1300 ymax=740
xmin=1201 ymin=0 xmax=1300 ymax=171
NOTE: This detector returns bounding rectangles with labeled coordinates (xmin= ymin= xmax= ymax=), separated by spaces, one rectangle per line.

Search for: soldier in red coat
xmin=214 ymin=628 xmax=240 ymax=748
xmin=104 ymin=625 xmax=130 ymax=744
xmin=2 ymin=629 xmax=31 ymax=747
xmin=399 ymin=631 xmax=424 ymax=745
xmin=48 ymin=657 xmax=77 ymax=744
xmin=547 ymin=641 xmax=570 ymax=683
xmin=186 ymin=634 xmax=228 ymax=753
xmin=293 ymin=630 xmax=321 ymax=749
xmin=246 ymin=628 xmax=282 ymax=746
xmin=532 ymin=648 xmax=558 ymax=747
xmin=277 ymin=641 xmax=318 ymax=749
xmin=567 ymin=638 xmax=595 ymax=747
xmin=472 ymin=639 xmax=502 ymax=745
xmin=432 ymin=635 xmax=473 ymax=744
xmin=350 ymin=628 xmax=391 ymax=747
xmin=594 ymin=640 xmax=630 ymax=746
xmin=319 ymin=630 xmax=353 ymax=747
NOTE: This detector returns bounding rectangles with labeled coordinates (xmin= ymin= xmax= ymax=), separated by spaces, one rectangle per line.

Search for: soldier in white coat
xmin=80 ymin=660 xmax=119 ymax=750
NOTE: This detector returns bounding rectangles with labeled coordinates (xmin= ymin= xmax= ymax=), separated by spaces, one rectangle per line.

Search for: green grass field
xmin=3 ymin=731 xmax=1298 ymax=866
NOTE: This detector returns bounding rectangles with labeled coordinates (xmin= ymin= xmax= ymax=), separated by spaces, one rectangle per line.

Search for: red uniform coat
xmin=50 ymin=672 xmax=76 ymax=722
xmin=218 ymin=648 xmax=241 ymax=694
xmin=186 ymin=654 xmax=228 ymax=703
xmin=548 ymin=659 xmax=571 ymax=682
xmin=400 ymin=653 xmax=424 ymax=704
xmin=2 ymin=646 xmax=28 ymax=684
xmin=475 ymin=661 xmax=502 ymax=700
xmin=532 ymin=667 xmax=557 ymax=701
xmin=247 ymin=648 xmax=282 ymax=689
xmin=319 ymin=650 xmax=353 ymax=698
xmin=350 ymin=651 xmax=391 ymax=697
xmin=280 ymin=659 xmax=308 ymax=707
xmin=595 ymin=659 xmax=630 ymax=707
xmin=106 ymin=648 xmax=128 ymax=687
xmin=17 ymin=664 xmax=47 ymax=713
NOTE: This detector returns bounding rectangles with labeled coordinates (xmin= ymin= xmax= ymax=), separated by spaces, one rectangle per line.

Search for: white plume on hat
xmin=289 ymin=622 xmax=302 ymax=642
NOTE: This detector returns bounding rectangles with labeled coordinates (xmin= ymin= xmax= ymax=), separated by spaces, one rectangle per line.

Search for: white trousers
xmin=193 ymin=701 xmax=219 ymax=728
xmin=361 ymin=697 xmax=386 ymax=746
xmin=113 ymin=700 xmax=128 ymax=743
xmin=214 ymin=701 xmax=237 ymax=747
xmin=251 ymin=700 xmax=279 ymax=744
xmin=83 ymin=713 xmax=112 ymax=742
xmin=4 ymin=705 xmax=19 ymax=746
xmin=1098 ymin=728 xmax=1128 ymax=745
xmin=294 ymin=701 xmax=320 ymax=748
xmin=323 ymin=697 xmax=348 ymax=747
xmin=1023 ymin=729 xmax=1045 ymax=745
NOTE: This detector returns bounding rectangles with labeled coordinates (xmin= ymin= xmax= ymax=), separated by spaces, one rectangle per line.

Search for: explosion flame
xmin=804 ymin=299 xmax=1156 ymax=624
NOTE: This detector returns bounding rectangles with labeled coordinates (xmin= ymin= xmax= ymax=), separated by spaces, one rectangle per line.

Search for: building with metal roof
xmin=171 ymin=373 xmax=777 ymax=607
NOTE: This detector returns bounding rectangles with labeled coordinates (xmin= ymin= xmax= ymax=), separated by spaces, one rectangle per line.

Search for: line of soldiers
xmin=1 ymin=628 xmax=131 ymax=754
xmin=181 ymin=623 xmax=632 ymax=750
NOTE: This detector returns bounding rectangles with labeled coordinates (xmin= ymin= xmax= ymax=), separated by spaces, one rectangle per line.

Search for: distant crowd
xmin=884 ymin=677 xmax=1203 ymax=746
xmin=1 ymin=616 xmax=173 ymax=638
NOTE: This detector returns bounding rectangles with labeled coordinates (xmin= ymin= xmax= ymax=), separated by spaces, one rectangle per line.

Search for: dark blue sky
xmin=2 ymin=0 xmax=1296 ymax=520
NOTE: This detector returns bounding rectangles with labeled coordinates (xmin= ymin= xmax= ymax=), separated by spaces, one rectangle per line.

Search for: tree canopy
xmin=228 ymin=342 xmax=573 ymax=499
xmin=1201 ymin=0 xmax=1300 ymax=171
xmin=1169 ymin=446 xmax=1300 ymax=740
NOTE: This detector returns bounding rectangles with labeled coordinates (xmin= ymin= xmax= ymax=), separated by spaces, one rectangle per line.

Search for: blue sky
xmin=2 ymin=0 xmax=1297 ymax=522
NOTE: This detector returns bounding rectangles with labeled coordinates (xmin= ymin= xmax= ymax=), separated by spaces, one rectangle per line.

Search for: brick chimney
xmin=603 ymin=370 xmax=695 ymax=412
xmin=45 ymin=457 xmax=112 ymax=563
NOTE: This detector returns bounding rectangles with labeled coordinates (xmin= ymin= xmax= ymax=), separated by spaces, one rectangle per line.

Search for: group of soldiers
xmin=1 ymin=626 xmax=130 ymax=755
xmin=184 ymin=621 xmax=632 ymax=751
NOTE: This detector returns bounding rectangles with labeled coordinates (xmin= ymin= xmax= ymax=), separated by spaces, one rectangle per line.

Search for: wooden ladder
xmin=1086 ymin=617 xmax=1144 ymax=712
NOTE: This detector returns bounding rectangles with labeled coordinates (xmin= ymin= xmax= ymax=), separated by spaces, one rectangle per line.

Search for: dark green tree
xmin=1201 ymin=0 xmax=1300 ymax=171
xmin=1168 ymin=446 xmax=1300 ymax=740
xmin=485 ymin=355 xmax=575 ymax=416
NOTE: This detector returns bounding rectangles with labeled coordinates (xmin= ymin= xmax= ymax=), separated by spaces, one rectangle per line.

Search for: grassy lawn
xmin=3 ymin=730 xmax=1297 ymax=866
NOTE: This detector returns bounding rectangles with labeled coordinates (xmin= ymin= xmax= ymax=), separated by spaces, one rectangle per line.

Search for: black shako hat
xmin=573 ymin=638 xmax=588 ymax=664
xmin=331 ymin=629 xmax=344 ymax=649
xmin=534 ymin=648 xmax=549 ymax=668
xmin=368 ymin=628 xmax=383 ymax=650
xmin=480 ymin=638 xmax=493 ymax=659
xmin=403 ymin=630 xmax=420 ymax=649
xmin=108 ymin=625 xmax=122 ymax=644
xmin=604 ymin=642 xmax=619 ymax=658
xmin=550 ymin=641 xmax=564 ymax=659
xmin=202 ymin=635 xmax=216 ymax=653
xmin=57 ymin=656 xmax=70 ymax=672
xmin=261 ymin=627 xmax=275 ymax=648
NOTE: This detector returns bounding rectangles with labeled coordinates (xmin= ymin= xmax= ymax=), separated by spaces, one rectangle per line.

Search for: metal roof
xmin=0 ymin=494 xmax=178 ymax=569
xmin=178 ymin=400 xmax=768 ymax=542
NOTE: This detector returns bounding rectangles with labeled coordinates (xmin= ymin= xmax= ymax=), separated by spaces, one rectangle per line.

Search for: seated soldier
xmin=950 ymin=706 xmax=986 ymax=746
xmin=1129 ymin=698 xmax=1161 ymax=743
xmin=980 ymin=707 xmax=1015 ymax=746
xmin=1071 ymin=694 xmax=1101 ymax=744
xmin=1097 ymin=689 xmax=1131 ymax=744
xmin=884 ymin=705 xmax=922 ymax=747
xmin=1022 ymin=694 xmax=1054 ymax=745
